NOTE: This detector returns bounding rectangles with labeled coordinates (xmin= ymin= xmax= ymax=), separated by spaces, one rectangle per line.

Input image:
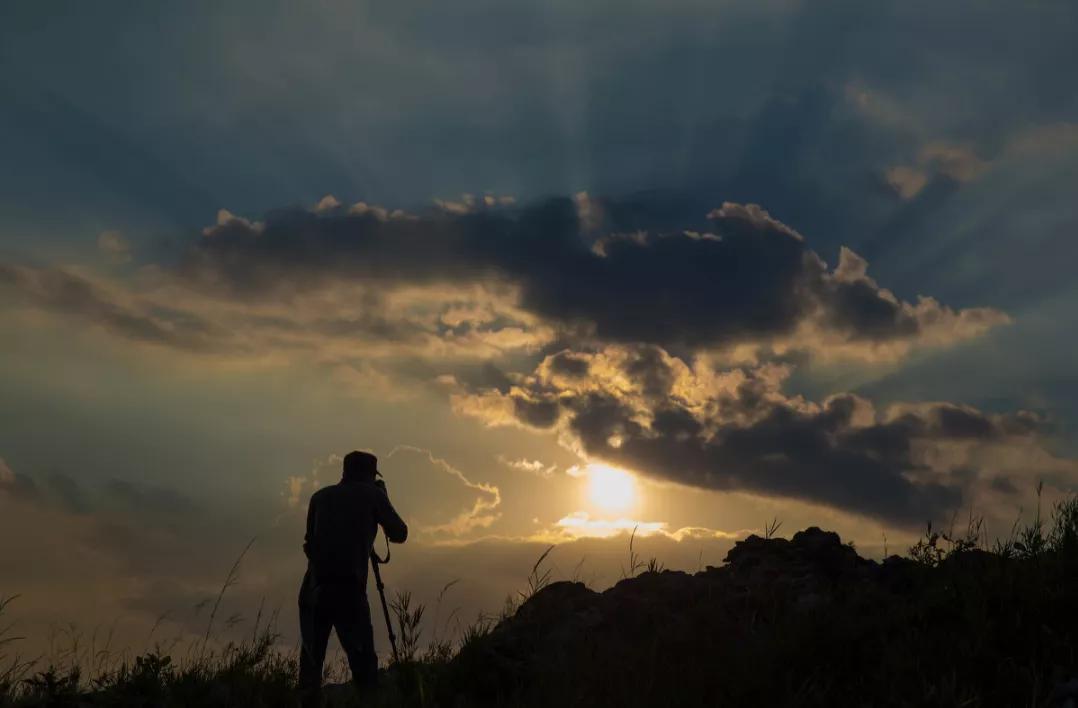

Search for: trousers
xmin=297 ymin=571 xmax=378 ymax=697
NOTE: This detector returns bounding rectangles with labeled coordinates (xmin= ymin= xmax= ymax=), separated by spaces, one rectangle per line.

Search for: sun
xmin=585 ymin=463 xmax=638 ymax=513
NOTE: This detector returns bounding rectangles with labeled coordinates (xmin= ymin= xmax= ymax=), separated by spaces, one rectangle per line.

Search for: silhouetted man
xmin=298 ymin=451 xmax=407 ymax=706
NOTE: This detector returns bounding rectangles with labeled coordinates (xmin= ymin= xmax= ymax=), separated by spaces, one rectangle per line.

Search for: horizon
xmin=2 ymin=0 xmax=1078 ymax=664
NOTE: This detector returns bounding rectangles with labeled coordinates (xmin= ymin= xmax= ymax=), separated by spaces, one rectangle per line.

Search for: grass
xmin=199 ymin=537 xmax=257 ymax=660
xmin=2 ymin=491 xmax=1078 ymax=706
xmin=519 ymin=545 xmax=555 ymax=601
xmin=622 ymin=525 xmax=644 ymax=578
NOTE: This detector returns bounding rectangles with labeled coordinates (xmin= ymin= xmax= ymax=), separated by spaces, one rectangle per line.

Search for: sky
xmin=2 ymin=0 xmax=1078 ymax=660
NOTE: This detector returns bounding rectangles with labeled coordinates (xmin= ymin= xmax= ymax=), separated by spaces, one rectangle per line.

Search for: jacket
xmin=303 ymin=478 xmax=408 ymax=585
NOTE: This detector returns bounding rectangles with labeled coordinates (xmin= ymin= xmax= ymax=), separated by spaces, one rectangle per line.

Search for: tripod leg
xmin=370 ymin=556 xmax=400 ymax=663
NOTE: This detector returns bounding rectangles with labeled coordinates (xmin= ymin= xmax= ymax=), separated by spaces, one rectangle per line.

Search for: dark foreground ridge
xmin=446 ymin=527 xmax=1078 ymax=707
xmin=4 ymin=519 xmax=1078 ymax=707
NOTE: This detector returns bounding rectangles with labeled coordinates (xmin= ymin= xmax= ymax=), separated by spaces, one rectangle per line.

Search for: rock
xmin=443 ymin=525 xmax=1073 ymax=707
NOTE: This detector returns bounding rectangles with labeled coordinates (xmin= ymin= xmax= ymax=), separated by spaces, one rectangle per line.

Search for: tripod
xmin=370 ymin=538 xmax=400 ymax=664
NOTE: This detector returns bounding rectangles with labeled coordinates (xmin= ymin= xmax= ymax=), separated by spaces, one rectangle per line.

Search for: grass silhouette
xmin=2 ymin=491 xmax=1078 ymax=707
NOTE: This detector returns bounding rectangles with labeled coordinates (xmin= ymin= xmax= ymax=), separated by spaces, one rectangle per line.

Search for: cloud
xmin=434 ymin=193 xmax=516 ymax=215
xmin=884 ymin=166 xmax=929 ymax=200
xmin=551 ymin=512 xmax=666 ymax=539
xmin=1005 ymin=122 xmax=1078 ymax=157
xmin=97 ymin=230 xmax=131 ymax=262
xmin=0 ymin=457 xmax=39 ymax=503
xmin=348 ymin=201 xmax=415 ymax=221
xmin=312 ymin=194 xmax=341 ymax=213
xmin=0 ymin=264 xmax=224 ymax=351
xmin=882 ymin=123 xmax=1078 ymax=201
xmin=815 ymin=247 xmax=1009 ymax=351
xmin=451 ymin=343 xmax=1076 ymax=526
xmin=1 ymin=194 xmax=1009 ymax=407
xmin=497 ymin=456 xmax=556 ymax=477
xmin=884 ymin=142 xmax=989 ymax=199
xmin=1 ymin=464 xmax=201 ymax=519
xmin=1 ymin=194 xmax=1010 ymax=375
xmin=171 ymin=195 xmax=1005 ymax=359
xmin=103 ymin=478 xmax=200 ymax=516
xmin=45 ymin=472 xmax=91 ymax=514
xmin=0 ymin=192 xmax=1041 ymax=528
xmin=201 ymin=208 xmax=264 ymax=237
xmin=539 ymin=511 xmax=746 ymax=542
xmin=919 ymin=143 xmax=989 ymax=183
xmin=0 ymin=465 xmax=296 ymax=658
xmin=384 ymin=446 xmax=502 ymax=539
xmin=0 ymin=261 xmax=555 ymax=396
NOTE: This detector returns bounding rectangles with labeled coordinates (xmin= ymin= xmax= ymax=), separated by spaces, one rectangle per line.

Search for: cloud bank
xmin=1 ymin=193 xmax=1067 ymax=526
xmin=182 ymin=196 xmax=1006 ymax=357
xmin=451 ymin=344 xmax=1071 ymax=525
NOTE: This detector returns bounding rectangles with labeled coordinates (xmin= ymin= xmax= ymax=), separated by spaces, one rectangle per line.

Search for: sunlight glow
xmin=556 ymin=511 xmax=665 ymax=539
xmin=586 ymin=463 xmax=638 ymax=512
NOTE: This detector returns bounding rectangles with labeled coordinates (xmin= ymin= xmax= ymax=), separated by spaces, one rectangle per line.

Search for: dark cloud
xmin=572 ymin=394 xmax=979 ymax=525
xmin=990 ymin=476 xmax=1020 ymax=496
xmin=457 ymin=345 xmax=1049 ymax=525
xmin=104 ymin=478 xmax=200 ymax=516
xmin=0 ymin=264 xmax=223 ymax=351
xmin=2 ymin=465 xmax=199 ymax=519
xmin=0 ymin=469 xmax=40 ymax=502
xmin=512 ymin=396 xmax=562 ymax=429
xmin=547 ymin=351 xmax=591 ymax=378
xmin=822 ymin=278 xmax=918 ymax=340
xmin=309 ymin=314 xmax=419 ymax=343
xmin=452 ymin=362 xmax=517 ymax=394
xmin=0 ymin=190 xmax=1024 ymax=527
xmin=182 ymin=195 xmax=1005 ymax=355
xmin=46 ymin=472 xmax=91 ymax=514
xmin=930 ymin=405 xmax=997 ymax=440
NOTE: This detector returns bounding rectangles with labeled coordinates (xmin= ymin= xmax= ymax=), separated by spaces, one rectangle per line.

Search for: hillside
xmin=4 ymin=504 xmax=1078 ymax=707
xmin=442 ymin=525 xmax=1078 ymax=707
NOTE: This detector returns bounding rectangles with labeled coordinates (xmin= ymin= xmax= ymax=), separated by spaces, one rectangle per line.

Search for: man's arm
xmin=374 ymin=482 xmax=408 ymax=544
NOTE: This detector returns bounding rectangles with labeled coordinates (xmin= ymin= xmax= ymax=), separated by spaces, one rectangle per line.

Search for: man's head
xmin=342 ymin=451 xmax=379 ymax=481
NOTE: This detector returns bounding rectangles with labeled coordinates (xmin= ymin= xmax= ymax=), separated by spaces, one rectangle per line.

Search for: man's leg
xmin=331 ymin=582 xmax=379 ymax=690
xmin=298 ymin=577 xmax=333 ymax=706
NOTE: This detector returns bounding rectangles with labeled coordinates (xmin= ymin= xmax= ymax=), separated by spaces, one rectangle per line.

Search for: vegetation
xmin=3 ymin=493 xmax=1078 ymax=707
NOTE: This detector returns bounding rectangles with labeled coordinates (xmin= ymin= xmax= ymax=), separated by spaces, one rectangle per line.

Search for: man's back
xmin=298 ymin=451 xmax=407 ymax=704
xmin=304 ymin=478 xmax=408 ymax=585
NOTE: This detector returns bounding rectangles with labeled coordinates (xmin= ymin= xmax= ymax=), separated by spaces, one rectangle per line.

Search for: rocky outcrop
xmin=444 ymin=526 xmax=1077 ymax=707
xmin=449 ymin=527 xmax=891 ymax=702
